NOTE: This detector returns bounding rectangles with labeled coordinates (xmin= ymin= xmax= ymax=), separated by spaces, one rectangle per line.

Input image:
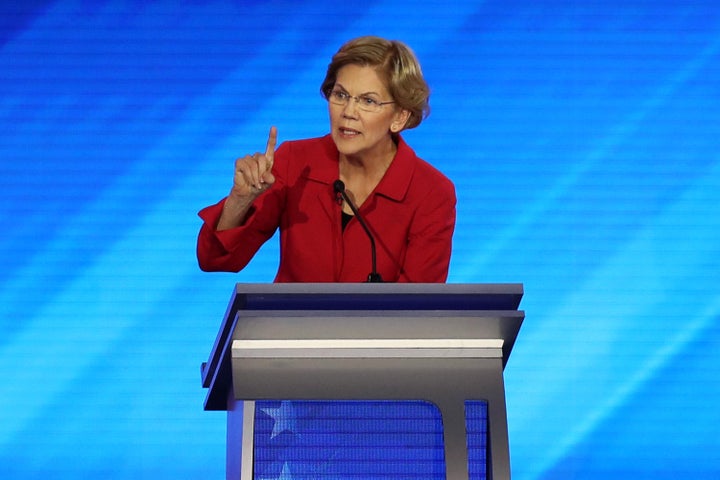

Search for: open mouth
xmin=339 ymin=127 xmax=361 ymax=137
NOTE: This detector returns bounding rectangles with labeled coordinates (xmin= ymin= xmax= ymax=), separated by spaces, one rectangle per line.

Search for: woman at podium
xmin=196 ymin=36 xmax=456 ymax=282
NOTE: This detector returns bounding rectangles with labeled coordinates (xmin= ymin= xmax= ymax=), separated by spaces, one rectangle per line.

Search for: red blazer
xmin=197 ymin=134 xmax=456 ymax=282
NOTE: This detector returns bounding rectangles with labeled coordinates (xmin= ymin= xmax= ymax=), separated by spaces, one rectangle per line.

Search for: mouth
xmin=338 ymin=127 xmax=361 ymax=138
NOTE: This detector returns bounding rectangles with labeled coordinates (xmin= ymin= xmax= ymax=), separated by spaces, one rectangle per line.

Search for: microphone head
xmin=333 ymin=179 xmax=346 ymax=194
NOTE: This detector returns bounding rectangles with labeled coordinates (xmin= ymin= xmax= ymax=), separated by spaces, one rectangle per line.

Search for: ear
xmin=390 ymin=108 xmax=411 ymax=133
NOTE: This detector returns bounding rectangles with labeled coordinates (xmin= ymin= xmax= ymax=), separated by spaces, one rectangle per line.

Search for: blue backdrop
xmin=2 ymin=0 xmax=719 ymax=478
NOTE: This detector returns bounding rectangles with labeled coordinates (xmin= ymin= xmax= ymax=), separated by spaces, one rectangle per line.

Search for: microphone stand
xmin=333 ymin=180 xmax=383 ymax=283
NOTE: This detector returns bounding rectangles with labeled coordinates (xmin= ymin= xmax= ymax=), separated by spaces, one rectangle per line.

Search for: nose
xmin=342 ymin=96 xmax=360 ymax=117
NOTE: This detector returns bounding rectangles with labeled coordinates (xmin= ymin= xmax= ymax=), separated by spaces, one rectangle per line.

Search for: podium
xmin=201 ymin=283 xmax=524 ymax=480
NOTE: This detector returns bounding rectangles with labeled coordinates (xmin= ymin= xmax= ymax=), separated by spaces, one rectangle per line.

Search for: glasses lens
xmin=329 ymin=90 xmax=345 ymax=106
xmin=328 ymin=91 xmax=383 ymax=113
xmin=358 ymin=101 xmax=378 ymax=113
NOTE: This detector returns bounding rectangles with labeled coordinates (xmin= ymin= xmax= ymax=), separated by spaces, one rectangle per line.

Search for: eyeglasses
xmin=328 ymin=89 xmax=395 ymax=113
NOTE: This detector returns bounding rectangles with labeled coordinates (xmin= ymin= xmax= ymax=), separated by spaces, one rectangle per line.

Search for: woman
xmin=197 ymin=36 xmax=456 ymax=282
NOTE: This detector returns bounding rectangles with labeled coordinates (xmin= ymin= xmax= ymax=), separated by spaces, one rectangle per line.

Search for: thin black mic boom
xmin=333 ymin=180 xmax=383 ymax=283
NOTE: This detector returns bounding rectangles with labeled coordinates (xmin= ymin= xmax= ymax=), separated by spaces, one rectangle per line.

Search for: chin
xmin=332 ymin=136 xmax=364 ymax=156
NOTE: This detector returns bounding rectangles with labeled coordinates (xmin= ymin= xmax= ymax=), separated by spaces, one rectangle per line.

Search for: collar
xmin=374 ymin=134 xmax=415 ymax=203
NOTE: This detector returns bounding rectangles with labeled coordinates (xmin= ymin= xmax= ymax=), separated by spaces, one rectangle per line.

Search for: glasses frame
xmin=328 ymin=88 xmax=395 ymax=113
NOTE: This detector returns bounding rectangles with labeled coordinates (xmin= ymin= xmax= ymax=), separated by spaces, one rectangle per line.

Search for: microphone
xmin=333 ymin=180 xmax=383 ymax=283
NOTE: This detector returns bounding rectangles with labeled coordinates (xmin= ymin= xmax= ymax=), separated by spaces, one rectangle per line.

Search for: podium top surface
xmin=227 ymin=282 xmax=523 ymax=311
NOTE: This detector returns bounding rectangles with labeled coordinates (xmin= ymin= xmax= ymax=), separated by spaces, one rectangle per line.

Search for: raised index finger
xmin=264 ymin=126 xmax=277 ymax=168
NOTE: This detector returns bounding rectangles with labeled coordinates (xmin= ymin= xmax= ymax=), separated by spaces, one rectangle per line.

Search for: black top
xmin=341 ymin=211 xmax=353 ymax=231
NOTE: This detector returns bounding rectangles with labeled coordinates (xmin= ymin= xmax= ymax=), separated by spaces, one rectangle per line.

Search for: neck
xmin=338 ymin=137 xmax=398 ymax=210
xmin=340 ymin=136 xmax=397 ymax=179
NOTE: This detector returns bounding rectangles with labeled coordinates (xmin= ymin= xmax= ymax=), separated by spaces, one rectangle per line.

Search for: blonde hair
xmin=320 ymin=36 xmax=430 ymax=130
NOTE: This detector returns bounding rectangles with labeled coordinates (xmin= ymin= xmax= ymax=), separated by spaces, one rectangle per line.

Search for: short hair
xmin=320 ymin=36 xmax=430 ymax=130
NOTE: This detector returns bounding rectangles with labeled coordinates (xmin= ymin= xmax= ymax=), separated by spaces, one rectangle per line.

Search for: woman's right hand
xmin=229 ymin=126 xmax=277 ymax=200
xmin=217 ymin=126 xmax=277 ymax=230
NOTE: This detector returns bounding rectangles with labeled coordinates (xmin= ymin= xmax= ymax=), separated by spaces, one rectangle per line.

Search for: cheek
xmin=328 ymin=105 xmax=344 ymax=125
xmin=373 ymin=117 xmax=395 ymax=135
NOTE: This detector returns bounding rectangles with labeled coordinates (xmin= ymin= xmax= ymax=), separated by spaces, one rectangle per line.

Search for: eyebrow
xmin=333 ymin=83 xmax=382 ymax=97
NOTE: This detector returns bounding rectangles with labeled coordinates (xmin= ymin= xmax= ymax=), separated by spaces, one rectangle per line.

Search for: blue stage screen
xmin=1 ymin=1 xmax=719 ymax=479
xmin=252 ymin=400 xmax=487 ymax=479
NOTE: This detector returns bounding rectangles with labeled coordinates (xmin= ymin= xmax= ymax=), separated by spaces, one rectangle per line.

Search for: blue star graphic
xmin=260 ymin=401 xmax=297 ymax=439
xmin=277 ymin=463 xmax=292 ymax=480
xmin=257 ymin=461 xmax=292 ymax=480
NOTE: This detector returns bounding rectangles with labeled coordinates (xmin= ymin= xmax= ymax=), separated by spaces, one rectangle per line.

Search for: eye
xmin=331 ymin=90 xmax=349 ymax=101
xmin=359 ymin=96 xmax=380 ymax=107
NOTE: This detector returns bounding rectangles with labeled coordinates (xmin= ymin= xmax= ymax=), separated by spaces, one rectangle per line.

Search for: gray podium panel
xmin=202 ymin=284 xmax=524 ymax=480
